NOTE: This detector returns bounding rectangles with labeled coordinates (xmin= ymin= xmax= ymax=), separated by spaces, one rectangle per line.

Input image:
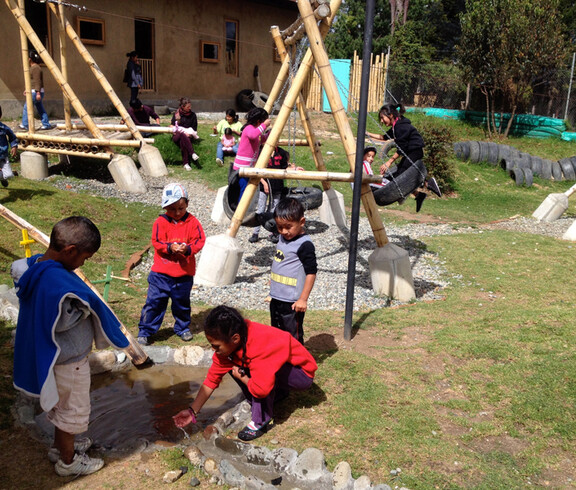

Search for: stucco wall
xmin=0 ymin=0 xmax=298 ymax=118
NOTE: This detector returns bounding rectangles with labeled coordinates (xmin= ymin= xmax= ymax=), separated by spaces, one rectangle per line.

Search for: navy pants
xmin=232 ymin=363 xmax=313 ymax=426
xmin=270 ymin=298 xmax=305 ymax=343
xmin=138 ymin=271 xmax=193 ymax=337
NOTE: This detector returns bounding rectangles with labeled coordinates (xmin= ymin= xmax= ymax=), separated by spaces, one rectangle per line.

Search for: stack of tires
xmin=453 ymin=140 xmax=576 ymax=187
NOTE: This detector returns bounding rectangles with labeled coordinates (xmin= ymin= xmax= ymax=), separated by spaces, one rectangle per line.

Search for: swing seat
xmin=223 ymin=169 xmax=261 ymax=227
xmin=372 ymin=159 xmax=428 ymax=206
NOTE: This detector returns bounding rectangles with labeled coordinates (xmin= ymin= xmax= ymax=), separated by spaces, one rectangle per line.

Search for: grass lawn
xmin=1 ymin=112 xmax=576 ymax=488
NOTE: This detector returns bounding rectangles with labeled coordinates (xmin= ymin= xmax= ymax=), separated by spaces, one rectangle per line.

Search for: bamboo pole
xmin=0 ymin=203 xmax=149 ymax=366
xmin=18 ymin=0 xmax=34 ymax=134
xmin=57 ymin=3 xmax=71 ymax=130
xmin=5 ymin=0 xmax=109 ymax=148
xmin=271 ymin=25 xmax=330 ymax=190
xmin=18 ymin=145 xmax=112 ymax=160
xmin=264 ymin=40 xmax=291 ymax=114
xmin=239 ymin=167 xmax=384 ymax=183
xmin=56 ymin=123 xmax=172 ymax=134
xmin=16 ymin=132 xmax=148 ymax=147
xmin=226 ymin=0 xmax=342 ymax=237
xmin=47 ymin=3 xmax=143 ymax=142
xmin=297 ymin=0 xmax=388 ymax=247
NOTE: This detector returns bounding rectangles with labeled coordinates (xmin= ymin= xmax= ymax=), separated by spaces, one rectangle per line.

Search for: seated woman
xmin=213 ymin=108 xmax=243 ymax=167
xmin=171 ymin=97 xmax=199 ymax=171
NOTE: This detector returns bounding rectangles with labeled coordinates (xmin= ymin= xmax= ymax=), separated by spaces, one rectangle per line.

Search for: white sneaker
xmin=48 ymin=437 xmax=93 ymax=464
xmin=54 ymin=452 xmax=104 ymax=477
xmin=216 ymin=158 xmax=224 ymax=167
xmin=192 ymin=153 xmax=200 ymax=162
xmin=183 ymin=164 xmax=192 ymax=171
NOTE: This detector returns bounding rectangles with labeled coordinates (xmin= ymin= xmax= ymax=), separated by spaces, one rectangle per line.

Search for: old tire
xmin=372 ymin=159 xmax=428 ymax=206
xmin=559 ymin=158 xmax=576 ymax=181
xmin=223 ymin=171 xmax=260 ymax=226
xmin=285 ymin=186 xmax=323 ymax=210
xmin=236 ymin=89 xmax=255 ymax=112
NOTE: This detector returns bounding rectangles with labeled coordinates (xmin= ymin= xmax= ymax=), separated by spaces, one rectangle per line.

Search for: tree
xmin=458 ymin=0 xmax=567 ymax=137
xmin=389 ymin=0 xmax=409 ymax=36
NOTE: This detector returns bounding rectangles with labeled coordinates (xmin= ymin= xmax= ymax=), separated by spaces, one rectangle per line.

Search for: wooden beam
xmin=239 ymin=167 xmax=384 ymax=184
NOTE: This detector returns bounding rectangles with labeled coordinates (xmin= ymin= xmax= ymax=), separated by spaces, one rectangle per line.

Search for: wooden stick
xmin=16 ymin=145 xmax=112 ymax=160
xmin=56 ymin=123 xmax=173 ymax=134
xmin=239 ymin=167 xmax=385 ymax=183
xmin=57 ymin=3 xmax=72 ymax=130
xmin=0 ymin=203 xmax=149 ymax=366
xmin=17 ymin=0 xmax=34 ymax=134
xmin=16 ymin=132 xmax=148 ymax=147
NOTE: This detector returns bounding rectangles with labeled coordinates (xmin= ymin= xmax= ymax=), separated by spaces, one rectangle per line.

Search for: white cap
xmin=161 ymin=183 xmax=188 ymax=208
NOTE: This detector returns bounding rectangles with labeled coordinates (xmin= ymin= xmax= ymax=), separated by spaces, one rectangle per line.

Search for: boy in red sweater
xmin=137 ymin=183 xmax=206 ymax=345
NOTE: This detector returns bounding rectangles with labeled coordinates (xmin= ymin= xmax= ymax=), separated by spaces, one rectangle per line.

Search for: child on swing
xmin=173 ymin=305 xmax=317 ymax=441
xmin=366 ymin=102 xmax=441 ymax=212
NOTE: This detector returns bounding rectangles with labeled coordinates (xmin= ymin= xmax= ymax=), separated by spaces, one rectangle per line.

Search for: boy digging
xmin=11 ymin=216 xmax=129 ymax=476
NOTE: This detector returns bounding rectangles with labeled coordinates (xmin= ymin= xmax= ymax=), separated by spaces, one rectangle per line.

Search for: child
xmin=172 ymin=305 xmax=317 ymax=441
xmin=366 ymin=103 xmax=441 ymax=212
xmin=361 ymin=146 xmax=389 ymax=190
xmin=232 ymin=107 xmax=270 ymax=200
xmin=137 ymin=183 xmax=206 ymax=345
xmin=213 ymin=108 xmax=242 ymax=166
xmin=171 ymin=97 xmax=199 ymax=171
xmin=221 ymin=127 xmax=236 ymax=156
xmin=249 ymin=146 xmax=303 ymax=244
xmin=0 ymin=105 xmax=17 ymax=187
xmin=11 ymin=216 xmax=129 ymax=476
xmin=269 ymin=198 xmax=317 ymax=343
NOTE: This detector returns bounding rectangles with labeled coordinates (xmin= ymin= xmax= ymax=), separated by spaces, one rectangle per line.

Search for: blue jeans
xmin=22 ymin=91 xmax=51 ymax=128
xmin=217 ymin=141 xmax=239 ymax=160
xmin=138 ymin=271 xmax=193 ymax=337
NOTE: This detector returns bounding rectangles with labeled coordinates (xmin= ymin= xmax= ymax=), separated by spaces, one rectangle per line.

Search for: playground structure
xmin=5 ymin=0 xmax=168 ymax=193
xmin=195 ymin=0 xmax=416 ymax=301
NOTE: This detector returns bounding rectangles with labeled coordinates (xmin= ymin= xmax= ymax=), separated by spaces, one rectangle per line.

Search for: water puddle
xmin=35 ymin=364 xmax=243 ymax=450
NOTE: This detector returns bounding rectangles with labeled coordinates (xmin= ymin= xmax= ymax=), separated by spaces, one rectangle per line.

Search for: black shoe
xmin=137 ymin=336 xmax=148 ymax=346
xmin=238 ymin=421 xmax=271 ymax=441
xmin=268 ymin=233 xmax=279 ymax=244
xmin=248 ymin=234 xmax=259 ymax=243
xmin=415 ymin=192 xmax=426 ymax=212
xmin=427 ymin=177 xmax=442 ymax=197
xmin=0 ymin=179 xmax=8 ymax=188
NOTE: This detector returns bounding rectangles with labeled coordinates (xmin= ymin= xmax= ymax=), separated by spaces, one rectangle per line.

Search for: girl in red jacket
xmin=173 ymin=305 xmax=317 ymax=441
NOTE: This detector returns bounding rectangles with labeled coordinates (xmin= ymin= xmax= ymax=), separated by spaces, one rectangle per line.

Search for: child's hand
xmin=292 ymin=298 xmax=308 ymax=312
xmin=172 ymin=408 xmax=196 ymax=427
xmin=10 ymin=147 xmax=17 ymax=158
xmin=230 ymin=366 xmax=249 ymax=384
xmin=170 ymin=243 xmax=187 ymax=254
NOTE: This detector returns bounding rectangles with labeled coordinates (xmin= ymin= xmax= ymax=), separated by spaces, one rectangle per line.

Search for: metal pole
xmin=344 ymin=0 xmax=376 ymax=341
xmin=564 ymin=52 xmax=575 ymax=121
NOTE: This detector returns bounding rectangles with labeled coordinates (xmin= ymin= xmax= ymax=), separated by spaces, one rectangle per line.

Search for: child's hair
xmin=204 ymin=305 xmax=247 ymax=343
xmin=49 ymin=216 xmax=101 ymax=254
xmin=274 ymin=197 xmax=304 ymax=222
xmin=126 ymin=50 xmax=138 ymax=58
xmin=245 ymin=107 xmax=268 ymax=126
xmin=29 ymin=51 xmax=41 ymax=64
xmin=129 ymin=98 xmax=143 ymax=110
xmin=378 ymin=102 xmax=405 ymax=120
xmin=224 ymin=127 xmax=232 ymax=136
xmin=225 ymin=108 xmax=238 ymax=123
xmin=364 ymin=146 xmax=377 ymax=157
xmin=178 ymin=97 xmax=191 ymax=109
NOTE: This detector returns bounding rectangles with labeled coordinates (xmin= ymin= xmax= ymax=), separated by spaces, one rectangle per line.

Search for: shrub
xmin=421 ymin=123 xmax=456 ymax=192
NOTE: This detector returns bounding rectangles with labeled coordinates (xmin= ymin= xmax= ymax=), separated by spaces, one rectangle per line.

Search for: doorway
xmin=135 ymin=17 xmax=155 ymax=91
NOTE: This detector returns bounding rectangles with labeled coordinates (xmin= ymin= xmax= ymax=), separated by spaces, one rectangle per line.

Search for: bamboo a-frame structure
xmin=227 ymin=0 xmax=389 ymax=249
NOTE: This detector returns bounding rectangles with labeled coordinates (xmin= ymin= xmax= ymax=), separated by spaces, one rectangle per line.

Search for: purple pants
xmin=172 ymin=132 xmax=195 ymax=165
xmin=232 ymin=363 xmax=314 ymax=426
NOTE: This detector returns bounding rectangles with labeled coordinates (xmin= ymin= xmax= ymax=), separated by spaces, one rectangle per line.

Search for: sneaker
xmin=191 ymin=153 xmax=200 ymax=162
xmin=48 ymin=437 xmax=93 ymax=464
xmin=427 ymin=177 xmax=442 ymax=197
xmin=248 ymin=233 xmax=259 ymax=243
xmin=18 ymin=124 xmax=27 ymax=130
xmin=183 ymin=164 xmax=192 ymax=171
xmin=268 ymin=233 xmax=279 ymax=244
xmin=216 ymin=158 xmax=224 ymax=167
xmin=180 ymin=331 xmax=193 ymax=341
xmin=40 ymin=124 xmax=56 ymax=130
xmin=137 ymin=336 xmax=148 ymax=346
xmin=54 ymin=452 xmax=104 ymax=477
xmin=0 ymin=179 xmax=7 ymax=188
xmin=238 ymin=421 xmax=271 ymax=442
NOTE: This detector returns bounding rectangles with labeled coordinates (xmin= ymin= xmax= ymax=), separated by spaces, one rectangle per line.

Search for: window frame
xmin=200 ymin=41 xmax=220 ymax=63
xmin=76 ymin=16 xmax=106 ymax=46
xmin=224 ymin=19 xmax=239 ymax=77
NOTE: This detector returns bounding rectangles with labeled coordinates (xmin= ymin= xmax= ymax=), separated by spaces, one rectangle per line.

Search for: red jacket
xmin=204 ymin=320 xmax=317 ymax=399
xmin=150 ymin=213 xmax=205 ymax=277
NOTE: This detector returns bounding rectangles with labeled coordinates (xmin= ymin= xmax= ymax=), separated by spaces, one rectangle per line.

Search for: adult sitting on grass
xmin=125 ymin=98 xmax=160 ymax=137
xmin=213 ymin=108 xmax=242 ymax=167
xmin=171 ymin=97 xmax=199 ymax=171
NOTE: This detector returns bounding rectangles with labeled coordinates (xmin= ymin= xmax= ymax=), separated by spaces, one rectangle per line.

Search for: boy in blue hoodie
xmin=11 ymin=216 xmax=129 ymax=477
xmin=0 ymin=105 xmax=18 ymax=187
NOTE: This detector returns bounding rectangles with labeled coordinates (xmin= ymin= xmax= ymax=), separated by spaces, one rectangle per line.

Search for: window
xmin=200 ymin=41 xmax=220 ymax=63
xmin=25 ymin=0 xmax=51 ymax=55
xmin=225 ymin=19 xmax=238 ymax=76
xmin=76 ymin=17 xmax=105 ymax=46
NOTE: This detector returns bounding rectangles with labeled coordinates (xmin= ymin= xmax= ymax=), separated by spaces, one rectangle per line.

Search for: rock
xmin=184 ymin=446 xmax=205 ymax=466
xmin=204 ymin=458 xmax=221 ymax=477
xmin=333 ymin=461 xmax=354 ymax=490
xmin=372 ymin=485 xmax=393 ymax=490
xmin=219 ymin=459 xmax=245 ymax=487
xmin=354 ymin=475 xmax=372 ymax=489
xmin=245 ymin=446 xmax=273 ymax=466
xmin=146 ymin=345 xmax=171 ymax=364
xmin=244 ymin=475 xmax=274 ymax=489
xmin=116 ymin=351 xmax=127 ymax=364
xmin=286 ymin=447 xmax=328 ymax=481
xmin=189 ymin=476 xmax=201 ymax=486
xmin=203 ymin=425 xmax=219 ymax=440
xmin=163 ymin=469 xmax=183 ymax=483
xmin=272 ymin=447 xmax=298 ymax=472
xmin=173 ymin=345 xmax=205 ymax=365
xmin=89 ymin=350 xmax=117 ymax=374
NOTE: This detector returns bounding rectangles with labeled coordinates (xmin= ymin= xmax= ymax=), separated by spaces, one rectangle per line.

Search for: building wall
xmin=0 ymin=0 xmax=298 ymax=118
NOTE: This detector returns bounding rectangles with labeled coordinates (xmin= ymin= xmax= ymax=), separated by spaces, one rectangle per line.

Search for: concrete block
xmin=211 ymin=186 xmax=231 ymax=225
xmin=368 ymin=243 xmax=415 ymax=301
xmin=319 ymin=188 xmax=347 ymax=228
xmin=195 ymin=234 xmax=244 ymax=286
xmin=563 ymin=219 xmax=576 ymax=241
xmin=138 ymin=143 xmax=168 ymax=177
xmin=20 ymin=151 xmax=48 ymax=180
xmin=532 ymin=193 xmax=569 ymax=222
xmin=107 ymin=154 xmax=147 ymax=193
